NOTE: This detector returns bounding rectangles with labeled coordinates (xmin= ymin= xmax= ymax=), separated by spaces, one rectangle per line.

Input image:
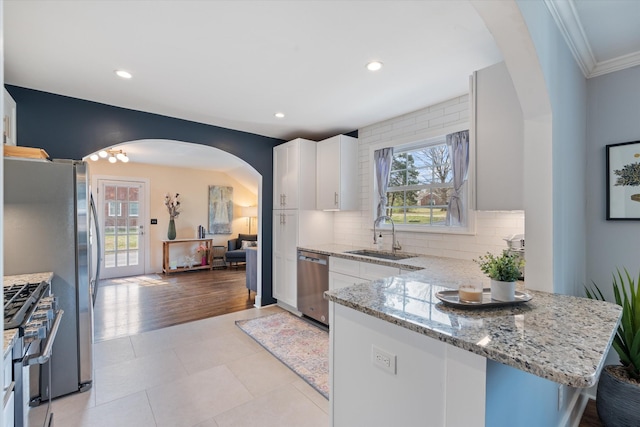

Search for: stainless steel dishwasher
xmin=297 ymin=250 xmax=329 ymax=325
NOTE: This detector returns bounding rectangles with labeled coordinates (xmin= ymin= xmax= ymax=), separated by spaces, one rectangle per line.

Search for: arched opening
xmin=83 ymin=139 xmax=266 ymax=312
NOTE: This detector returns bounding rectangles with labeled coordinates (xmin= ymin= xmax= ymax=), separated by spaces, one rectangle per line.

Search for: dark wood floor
xmin=93 ymin=268 xmax=603 ymax=426
xmin=580 ymin=399 xmax=603 ymax=427
xmin=94 ymin=267 xmax=253 ymax=342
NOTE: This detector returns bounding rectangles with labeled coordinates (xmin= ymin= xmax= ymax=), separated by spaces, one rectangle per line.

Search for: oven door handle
xmin=24 ymin=309 xmax=64 ymax=366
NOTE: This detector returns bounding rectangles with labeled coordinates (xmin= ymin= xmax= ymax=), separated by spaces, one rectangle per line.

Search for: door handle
xmin=334 ymin=192 xmax=338 ymax=206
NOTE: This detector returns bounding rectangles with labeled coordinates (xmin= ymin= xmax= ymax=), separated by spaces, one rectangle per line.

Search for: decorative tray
xmin=435 ymin=289 xmax=532 ymax=309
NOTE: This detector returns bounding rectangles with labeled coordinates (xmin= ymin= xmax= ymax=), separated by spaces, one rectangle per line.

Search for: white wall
xmin=515 ymin=0 xmax=588 ymax=298
xmin=586 ymin=65 xmax=640 ymax=298
xmin=333 ymin=95 xmax=525 ymax=261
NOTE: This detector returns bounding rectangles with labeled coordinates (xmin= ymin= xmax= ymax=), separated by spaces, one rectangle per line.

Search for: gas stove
xmin=3 ymin=276 xmax=63 ymax=427
xmin=4 ymin=281 xmax=50 ymax=330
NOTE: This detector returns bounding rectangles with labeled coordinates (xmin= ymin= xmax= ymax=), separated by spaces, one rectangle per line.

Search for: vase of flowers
xmin=164 ymin=193 xmax=181 ymax=240
xmin=197 ymin=244 xmax=208 ymax=266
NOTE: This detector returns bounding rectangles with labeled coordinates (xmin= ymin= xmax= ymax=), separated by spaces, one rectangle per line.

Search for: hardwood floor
xmin=93 ymin=268 xmax=604 ymax=426
xmin=580 ymin=399 xmax=603 ymax=427
xmin=94 ymin=267 xmax=253 ymax=342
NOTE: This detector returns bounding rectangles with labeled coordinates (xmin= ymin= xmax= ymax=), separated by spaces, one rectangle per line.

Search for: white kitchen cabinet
xmin=3 ymin=88 xmax=17 ymax=146
xmin=316 ymin=134 xmax=358 ymax=211
xmin=473 ymin=61 xmax=524 ymax=211
xmin=273 ymin=210 xmax=299 ymax=309
xmin=273 ymin=138 xmax=316 ymax=210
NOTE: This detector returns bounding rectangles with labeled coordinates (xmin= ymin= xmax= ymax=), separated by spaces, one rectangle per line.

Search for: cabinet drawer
xmin=329 ymin=257 xmax=360 ymax=276
xmin=359 ymin=263 xmax=400 ymax=281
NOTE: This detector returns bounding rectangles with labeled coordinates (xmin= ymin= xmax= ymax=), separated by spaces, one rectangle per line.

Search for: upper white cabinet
xmin=3 ymin=88 xmax=17 ymax=146
xmin=273 ymin=138 xmax=317 ymax=210
xmin=316 ymin=134 xmax=358 ymax=211
xmin=473 ymin=62 xmax=524 ymax=211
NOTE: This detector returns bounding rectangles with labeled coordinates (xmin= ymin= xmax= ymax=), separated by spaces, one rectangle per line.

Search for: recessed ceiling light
xmin=275 ymin=112 xmax=285 ymax=118
xmin=366 ymin=61 xmax=383 ymax=71
xmin=115 ymin=70 xmax=132 ymax=79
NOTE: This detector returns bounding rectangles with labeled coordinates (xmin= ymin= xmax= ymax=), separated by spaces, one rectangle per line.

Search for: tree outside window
xmin=385 ymin=140 xmax=456 ymax=226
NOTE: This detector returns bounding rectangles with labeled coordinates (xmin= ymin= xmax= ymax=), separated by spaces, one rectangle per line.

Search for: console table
xmin=162 ymin=238 xmax=213 ymax=274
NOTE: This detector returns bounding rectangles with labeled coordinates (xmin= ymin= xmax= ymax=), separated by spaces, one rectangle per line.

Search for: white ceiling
xmin=4 ymin=0 xmax=640 ymax=179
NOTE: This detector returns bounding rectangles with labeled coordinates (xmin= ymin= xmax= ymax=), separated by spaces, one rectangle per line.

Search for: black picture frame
xmin=606 ymin=140 xmax=640 ymax=220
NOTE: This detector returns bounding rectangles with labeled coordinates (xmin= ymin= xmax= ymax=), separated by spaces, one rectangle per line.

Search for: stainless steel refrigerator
xmin=4 ymin=157 xmax=99 ymax=399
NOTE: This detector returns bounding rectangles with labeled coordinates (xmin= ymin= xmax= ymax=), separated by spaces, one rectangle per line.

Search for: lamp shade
xmin=241 ymin=206 xmax=258 ymax=218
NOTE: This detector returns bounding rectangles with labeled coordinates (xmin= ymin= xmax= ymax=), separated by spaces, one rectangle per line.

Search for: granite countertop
xmin=3 ymin=271 xmax=53 ymax=287
xmin=325 ymin=269 xmax=622 ymax=388
xmin=298 ymin=243 xmax=486 ymax=281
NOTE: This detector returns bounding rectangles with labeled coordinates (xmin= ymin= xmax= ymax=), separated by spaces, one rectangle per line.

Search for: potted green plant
xmin=474 ymin=250 xmax=523 ymax=301
xmin=586 ymin=268 xmax=640 ymax=426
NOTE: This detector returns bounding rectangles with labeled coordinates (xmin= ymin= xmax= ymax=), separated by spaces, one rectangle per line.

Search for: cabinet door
xmin=474 ymin=62 xmax=524 ymax=210
xmin=317 ymin=135 xmax=358 ymax=211
xmin=273 ymin=145 xmax=287 ymax=208
xmin=317 ymin=136 xmax=341 ymax=210
xmin=272 ymin=210 xmax=299 ymax=308
xmin=3 ymin=88 xmax=17 ymax=146
xmin=282 ymin=142 xmax=299 ymax=209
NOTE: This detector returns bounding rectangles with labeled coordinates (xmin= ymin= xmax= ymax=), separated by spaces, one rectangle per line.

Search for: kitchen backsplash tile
xmin=332 ymin=94 xmax=525 ymax=260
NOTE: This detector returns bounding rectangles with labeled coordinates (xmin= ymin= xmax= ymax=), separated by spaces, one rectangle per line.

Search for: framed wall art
xmin=208 ymin=185 xmax=233 ymax=233
xmin=606 ymin=140 xmax=640 ymax=220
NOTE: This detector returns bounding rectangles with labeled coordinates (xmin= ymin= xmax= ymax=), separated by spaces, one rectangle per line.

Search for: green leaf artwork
xmin=614 ymin=162 xmax=640 ymax=187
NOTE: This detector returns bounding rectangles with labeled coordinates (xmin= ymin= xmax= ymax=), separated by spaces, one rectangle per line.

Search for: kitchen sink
xmin=345 ymin=250 xmax=416 ymax=261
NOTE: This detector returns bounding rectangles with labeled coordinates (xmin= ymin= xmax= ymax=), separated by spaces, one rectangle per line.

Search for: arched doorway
xmin=84 ymin=139 xmax=265 ymax=306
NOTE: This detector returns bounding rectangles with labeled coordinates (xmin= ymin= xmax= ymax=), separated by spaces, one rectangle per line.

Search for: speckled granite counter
xmin=325 ymin=270 xmax=621 ymax=388
xmin=299 ymin=243 xmax=486 ymax=282
xmin=3 ymin=271 xmax=53 ymax=287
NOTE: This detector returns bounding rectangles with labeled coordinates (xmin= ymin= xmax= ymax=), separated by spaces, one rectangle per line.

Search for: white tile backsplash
xmin=333 ymin=94 xmax=525 ymax=260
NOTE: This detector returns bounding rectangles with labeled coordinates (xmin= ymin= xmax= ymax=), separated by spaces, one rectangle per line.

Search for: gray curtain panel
xmin=374 ymin=147 xmax=394 ymax=218
xmin=446 ymin=130 xmax=470 ymax=226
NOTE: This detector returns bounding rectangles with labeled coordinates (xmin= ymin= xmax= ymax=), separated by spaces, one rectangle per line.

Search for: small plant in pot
xmin=586 ymin=268 xmax=640 ymax=427
xmin=474 ymin=250 xmax=523 ymax=301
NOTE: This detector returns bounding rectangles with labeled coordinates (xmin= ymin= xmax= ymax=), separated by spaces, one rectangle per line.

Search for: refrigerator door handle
xmin=90 ymin=194 xmax=101 ymax=306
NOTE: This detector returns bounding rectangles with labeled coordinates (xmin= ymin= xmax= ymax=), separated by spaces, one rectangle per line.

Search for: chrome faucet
xmin=373 ymin=215 xmax=402 ymax=254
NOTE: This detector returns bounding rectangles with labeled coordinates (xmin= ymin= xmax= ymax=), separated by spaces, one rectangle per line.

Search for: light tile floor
xmin=46 ymin=306 xmax=329 ymax=427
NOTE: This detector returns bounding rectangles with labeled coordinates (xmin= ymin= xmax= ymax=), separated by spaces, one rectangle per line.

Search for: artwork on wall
xmin=209 ymin=186 xmax=234 ymax=233
xmin=606 ymin=140 xmax=640 ymax=220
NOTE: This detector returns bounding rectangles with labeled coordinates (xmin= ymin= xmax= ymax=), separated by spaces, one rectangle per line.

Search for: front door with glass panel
xmin=98 ymin=179 xmax=146 ymax=278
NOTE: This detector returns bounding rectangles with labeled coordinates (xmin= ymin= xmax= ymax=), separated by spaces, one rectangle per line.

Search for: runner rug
xmin=236 ymin=311 xmax=329 ymax=399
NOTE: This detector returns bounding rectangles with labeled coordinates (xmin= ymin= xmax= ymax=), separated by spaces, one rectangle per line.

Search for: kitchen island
xmin=314 ymin=247 xmax=621 ymax=427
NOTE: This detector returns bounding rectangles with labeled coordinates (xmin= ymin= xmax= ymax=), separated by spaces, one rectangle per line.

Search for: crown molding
xmin=590 ymin=50 xmax=640 ymax=78
xmin=544 ymin=0 xmax=640 ymax=78
xmin=543 ymin=0 xmax=595 ymax=78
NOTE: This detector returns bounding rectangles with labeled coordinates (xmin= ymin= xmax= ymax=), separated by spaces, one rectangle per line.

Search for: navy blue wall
xmin=7 ymin=84 xmax=283 ymax=305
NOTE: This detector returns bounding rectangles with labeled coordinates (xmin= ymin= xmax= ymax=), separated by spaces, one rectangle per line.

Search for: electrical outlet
xmin=372 ymin=345 xmax=396 ymax=374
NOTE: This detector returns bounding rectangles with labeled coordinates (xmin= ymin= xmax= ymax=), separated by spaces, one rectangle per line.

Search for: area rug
xmin=236 ymin=312 xmax=329 ymax=399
